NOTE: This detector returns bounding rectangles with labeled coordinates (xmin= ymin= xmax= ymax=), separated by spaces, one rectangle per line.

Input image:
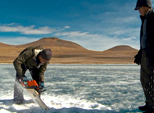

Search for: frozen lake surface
xmin=0 ymin=64 xmax=144 ymax=113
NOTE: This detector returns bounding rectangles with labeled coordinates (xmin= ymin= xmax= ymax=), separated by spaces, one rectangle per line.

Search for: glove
xmin=134 ymin=49 xmax=142 ymax=65
xmin=134 ymin=55 xmax=141 ymax=65
xmin=40 ymin=82 xmax=44 ymax=88
xmin=20 ymin=75 xmax=28 ymax=82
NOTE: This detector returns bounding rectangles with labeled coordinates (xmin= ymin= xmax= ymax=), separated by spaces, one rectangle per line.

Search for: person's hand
xmin=20 ymin=75 xmax=28 ymax=82
xmin=134 ymin=54 xmax=141 ymax=65
xmin=40 ymin=82 xmax=44 ymax=88
xmin=134 ymin=49 xmax=142 ymax=65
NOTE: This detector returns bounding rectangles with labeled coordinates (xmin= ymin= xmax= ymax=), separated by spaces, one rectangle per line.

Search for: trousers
xmin=141 ymin=50 xmax=154 ymax=107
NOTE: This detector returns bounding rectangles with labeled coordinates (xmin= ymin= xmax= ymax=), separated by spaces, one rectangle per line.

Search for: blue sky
xmin=0 ymin=0 xmax=154 ymax=51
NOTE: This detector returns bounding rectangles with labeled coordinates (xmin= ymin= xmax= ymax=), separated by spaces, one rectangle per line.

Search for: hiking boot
xmin=139 ymin=105 xmax=148 ymax=111
xmin=14 ymin=99 xmax=24 ymax=104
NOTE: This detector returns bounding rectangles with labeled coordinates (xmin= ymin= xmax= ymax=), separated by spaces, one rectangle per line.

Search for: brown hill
xmin=100 ymin=45 xmax=138 ymax=63
xmin=105 ymin=45 xmax=137 ymax=51
xmin=0 ymin=37 xmax=138 ymax=64
xmin=0 ymin=42 xmax=14 ymax=47
xmin=17 ymin=37 xmax=85 ymax=50
xmin=103 ymin=45 xmax=137 ymax=57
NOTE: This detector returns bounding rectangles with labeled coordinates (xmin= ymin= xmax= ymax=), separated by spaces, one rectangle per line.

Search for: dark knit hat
xmin=40 ymin=49 xmax=52 ymax=60
xmin=135 ymin=0 xmax=152 ymax=10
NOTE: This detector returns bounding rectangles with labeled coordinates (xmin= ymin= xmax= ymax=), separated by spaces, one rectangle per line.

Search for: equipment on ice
xmin=19 ymin=79 xmax=49 ymax=110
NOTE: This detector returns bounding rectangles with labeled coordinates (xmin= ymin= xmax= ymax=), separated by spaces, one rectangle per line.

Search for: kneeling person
xmin=13 ymin=45 xmax=52 ymax=104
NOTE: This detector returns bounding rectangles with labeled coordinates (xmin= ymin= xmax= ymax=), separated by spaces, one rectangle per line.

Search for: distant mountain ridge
xmin=0 ymin=37 xmax=138 ymax=64
xmin=0 ymin=42 xmax=14 ymax=47
xmin=17 ymin=37 xmax=86 ymax=50
xmin=105 ymin=45 xmax=137 ymax=51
